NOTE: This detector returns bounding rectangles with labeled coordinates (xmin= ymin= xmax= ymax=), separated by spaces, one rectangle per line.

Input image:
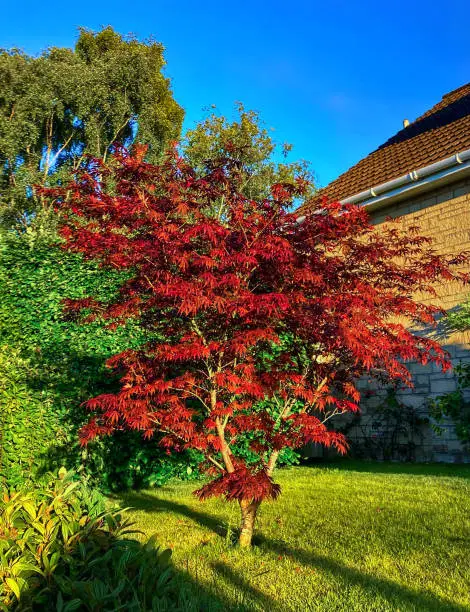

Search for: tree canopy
xmin=182 ymin=103 xmax=314 ymax=202
xmin=0 ymin=26 xmax=183 ymax=230
xmin=43 ymin=146 xmax=466 ymax=546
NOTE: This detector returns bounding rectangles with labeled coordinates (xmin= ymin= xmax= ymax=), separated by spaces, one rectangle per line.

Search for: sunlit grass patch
xmin=116 ymin=461 xmax=470 ymax=611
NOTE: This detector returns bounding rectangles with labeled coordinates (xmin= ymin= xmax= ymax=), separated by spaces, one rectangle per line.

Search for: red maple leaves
xmin=42 ymin=145 xmax=467 ymax=503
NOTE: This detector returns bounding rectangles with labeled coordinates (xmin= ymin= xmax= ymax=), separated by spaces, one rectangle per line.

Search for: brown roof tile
xmin=304 ymin=83 xmax=470 ymax=207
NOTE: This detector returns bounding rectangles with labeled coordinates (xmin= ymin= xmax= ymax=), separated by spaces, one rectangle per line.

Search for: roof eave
xmin=339 ymin=148 xmax=470 ymax=212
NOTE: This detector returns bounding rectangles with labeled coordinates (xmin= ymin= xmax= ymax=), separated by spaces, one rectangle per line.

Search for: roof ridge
xmin=415 ymin=82 xmax=470 ymax=123
xmin=442 ymin=82 xmax=470 ymax=101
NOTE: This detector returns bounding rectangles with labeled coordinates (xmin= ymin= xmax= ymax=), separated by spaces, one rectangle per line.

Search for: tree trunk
xmin=239 ymin=499 xmax=260 ymax=547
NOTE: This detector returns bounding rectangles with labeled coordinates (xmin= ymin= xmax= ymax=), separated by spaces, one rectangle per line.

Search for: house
xmin=302 ymin=83 xmax=470 ymax=462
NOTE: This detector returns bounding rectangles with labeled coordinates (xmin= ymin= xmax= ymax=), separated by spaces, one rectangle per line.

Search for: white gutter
xmin=295 ymin=147 xmax=470 ymax=224
xmin=339 ymin=148 xmax=470 ymax=209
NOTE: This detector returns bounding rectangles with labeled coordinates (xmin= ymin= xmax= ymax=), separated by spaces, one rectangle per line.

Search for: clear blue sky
xmin=2 ymin=0 xmax=469 ymax=188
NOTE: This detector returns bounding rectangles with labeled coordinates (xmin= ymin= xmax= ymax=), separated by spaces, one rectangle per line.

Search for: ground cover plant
xmin=46 ymin=145 xmax=467 ymax=546
xmin=118 ymin=462 xmax=470 ymax=611
xmin=0 ymin=471 xmax=194 ymax=611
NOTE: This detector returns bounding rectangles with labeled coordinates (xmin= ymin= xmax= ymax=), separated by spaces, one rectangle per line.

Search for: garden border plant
xmin=0 ymin=470 xmax=191 ymax=610
xmin=429 ymin=362 xmax=470 ymax=451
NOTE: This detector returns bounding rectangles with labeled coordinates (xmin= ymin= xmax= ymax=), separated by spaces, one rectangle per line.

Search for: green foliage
xmin=229 ymin=396 xmax=301 ymax=467
xmin=0 ymin=232 xmax=199 ymax=490
xmin=0 ymin=472 xmax=188 ymax=611
xmin=445 ymin=298 xmax=470 ymax=331
xmin=84 ymin=436 xmax=203 ymax=492
xmin=430 ymin=298 xmax=470 ymax=448
xmin=232 ymin=434 xmax=300 ymax=468
xmin=429 ymin=363 xmax=470 ymax=448
xmin=0 ymin=26 xmax=183 ymax=231
xmin=0 ymin=345 xmax=69 ymax=490
xmin=182 ymin=102 xmax=314 ymax=203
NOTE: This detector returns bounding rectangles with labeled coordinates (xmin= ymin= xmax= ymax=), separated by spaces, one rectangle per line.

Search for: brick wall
xmin=350 ymin=178 xmax=470 ymax=462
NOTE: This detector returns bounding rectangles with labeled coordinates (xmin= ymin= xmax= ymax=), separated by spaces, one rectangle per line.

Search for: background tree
xmin=45 ymin=147 xmax=466 ymax=546
xmin=182 ymin=102 xmax=315 ymax=202
xmin=0 ymin=26 xmax=183 ymax=231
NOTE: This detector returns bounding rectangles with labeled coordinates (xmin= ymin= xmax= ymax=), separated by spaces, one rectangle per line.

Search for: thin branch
xmin=216 ymin=194 xmax=226 ymax=221
xmin=190 ymin=318 xmax=208 ymax=347
xmin=73 ymin=153 xmax=86 ymax=171
xmin=50 ymin=132 xmax=75 ymax=168
xmin=320 ymin=408 xmax=340 ymax=424
xmin=150 ymin=418 xmax=225 ymax=472
xmin=169 ymin=386 xmax=211 ymax=413
xmin=143 ymin=274 xmax=157 ymax=291
xmin=267 ymin=396 xmax=294 ymax=476
xmin=207 ymin=455 xmax=225 ymax=471
xmin=103 ymin=115 xmax=133 ymax=163
xmin=300 ymin=376 xmax=329 ymax=414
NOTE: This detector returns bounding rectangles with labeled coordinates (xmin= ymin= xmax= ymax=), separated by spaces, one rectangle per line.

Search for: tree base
xmin=238 ymin=499 xmax=260 ymax=547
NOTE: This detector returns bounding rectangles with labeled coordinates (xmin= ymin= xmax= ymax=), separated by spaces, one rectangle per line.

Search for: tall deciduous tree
xmin=46 ymin=146 xmax=466 ymax=546
xmin=0 ymin=27 xmax=183 ymax=230
xmin=183 ymin=102 xmax=314 ymax=202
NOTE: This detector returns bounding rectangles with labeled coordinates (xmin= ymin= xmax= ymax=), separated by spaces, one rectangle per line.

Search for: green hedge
xmin=0 ymin=234 xmax=200 ymax=490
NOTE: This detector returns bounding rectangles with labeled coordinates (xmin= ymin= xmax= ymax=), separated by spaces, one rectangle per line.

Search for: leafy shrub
xmin=0 ymin=344 xmax=70 ymax=490
xmin=429 ymin=362 xmax=470 ymax=449
xmin=0 ymin=234 xmax=200 ymax=490
xmin=83 ymin=434 xmax=203 ymax=491
xmin=0 ymin=471 xmax=190 ymax=610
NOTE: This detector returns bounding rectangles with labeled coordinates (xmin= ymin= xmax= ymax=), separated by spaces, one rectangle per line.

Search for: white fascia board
xmin=339 ymin=148 xmax=470 ymax=212
xmin=363 ymin=159 xmax=470 ymax=212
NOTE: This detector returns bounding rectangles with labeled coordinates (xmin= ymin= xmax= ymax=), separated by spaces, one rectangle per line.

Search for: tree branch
xmin=103 ymin=115 xmax=133 ymax=162
xmin=169 ymin=386 xmax=211 ymax=413
xmin=50 ymin=132 xmax=75 ymax=169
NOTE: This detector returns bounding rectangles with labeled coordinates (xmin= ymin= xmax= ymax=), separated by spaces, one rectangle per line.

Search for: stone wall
xmin=349 ymin=178 xmax=470 ymax=462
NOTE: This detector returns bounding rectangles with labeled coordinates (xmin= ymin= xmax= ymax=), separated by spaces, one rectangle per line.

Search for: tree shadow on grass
xmin=257 ymin=536 xmax=468 ymax=612
xmin=113 ymin=492 xmax=277 ymax=611
xmin=172 ymin=565 xmax=251 ymax=612
xmin=114 ymin=491 xmax=228 ymax=535
xmin=121 ymin=491 xmax=468 ymax=612
xmin=210 ymin=562 xmax=279 ymax=611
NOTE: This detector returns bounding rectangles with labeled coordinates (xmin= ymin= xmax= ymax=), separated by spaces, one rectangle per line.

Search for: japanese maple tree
xmin=46 ymin=146 xmax=466 ymax=546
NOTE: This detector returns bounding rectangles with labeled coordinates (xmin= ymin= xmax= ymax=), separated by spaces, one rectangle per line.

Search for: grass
xmin=115 ymin=461 xmax=470 ymax=611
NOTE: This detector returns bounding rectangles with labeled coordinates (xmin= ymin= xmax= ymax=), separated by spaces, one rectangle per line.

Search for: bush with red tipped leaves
xmin=43 ymin=145 xmax=467 ymax=546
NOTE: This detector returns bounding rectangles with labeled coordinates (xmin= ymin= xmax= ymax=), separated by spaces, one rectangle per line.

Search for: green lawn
xmin=115 ymin=461 xmax=470 ymax=611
